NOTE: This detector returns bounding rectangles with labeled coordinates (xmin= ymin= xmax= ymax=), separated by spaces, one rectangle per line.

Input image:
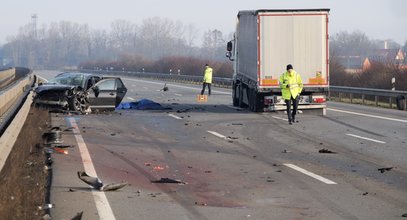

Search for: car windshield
xmin=48 ymin=74 xmax=85 ymax=87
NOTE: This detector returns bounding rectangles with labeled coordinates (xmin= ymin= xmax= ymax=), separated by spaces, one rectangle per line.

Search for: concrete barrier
xmin=0 ymin=91 xmax=33 ymax=172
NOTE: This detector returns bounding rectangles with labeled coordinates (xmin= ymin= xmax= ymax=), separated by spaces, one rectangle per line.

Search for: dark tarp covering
xmin=116 ymin=99 xmax=171 ymax=110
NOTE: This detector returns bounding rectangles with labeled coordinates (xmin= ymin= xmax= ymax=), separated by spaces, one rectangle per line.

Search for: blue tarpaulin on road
xmin=116 ymin=99 xmax=171 ymax=110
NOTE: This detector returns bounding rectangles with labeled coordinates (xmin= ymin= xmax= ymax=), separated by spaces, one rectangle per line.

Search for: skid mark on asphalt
xmin=67 ymin=118 xmax=117 ymax=220
xmin=346 ymin=133 xmax=386 ymax=144
xmin=283 ymin=163 xmax=337 ymax=185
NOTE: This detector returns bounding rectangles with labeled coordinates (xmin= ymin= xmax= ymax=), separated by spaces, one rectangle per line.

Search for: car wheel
xmin=69 ymin=91 xmax=89 ymax=113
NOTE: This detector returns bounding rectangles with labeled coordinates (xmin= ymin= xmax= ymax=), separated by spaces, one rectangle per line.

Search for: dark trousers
xmin=201 ymin=83 xmax=211 ymax=95
xmin=285 ymin=96 xmax=299 ymax=122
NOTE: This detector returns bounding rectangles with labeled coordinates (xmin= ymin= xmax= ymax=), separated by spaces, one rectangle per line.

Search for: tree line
xmin=329 ymin=31 xmax=407 ymax=90
xmin=0 ymin=18 xmax=232 ymax=76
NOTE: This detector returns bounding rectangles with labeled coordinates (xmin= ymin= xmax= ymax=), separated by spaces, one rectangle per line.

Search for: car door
xmin=115 ymin=78 xmax=127 ymax=106
xmin=88 ymin=78 xmax=117 ymax=110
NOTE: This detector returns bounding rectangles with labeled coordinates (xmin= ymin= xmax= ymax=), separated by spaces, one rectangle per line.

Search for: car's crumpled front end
xmin=33 ymin=84 xmax=76 ymax=108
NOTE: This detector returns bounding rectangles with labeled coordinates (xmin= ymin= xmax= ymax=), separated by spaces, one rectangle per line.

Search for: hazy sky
xmin=1 ymin=0 xmax=406 ymax=45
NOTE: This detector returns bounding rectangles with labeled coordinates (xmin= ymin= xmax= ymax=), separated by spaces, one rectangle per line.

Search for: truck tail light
xmin=312 ymin=97 xmax=326 ymax=103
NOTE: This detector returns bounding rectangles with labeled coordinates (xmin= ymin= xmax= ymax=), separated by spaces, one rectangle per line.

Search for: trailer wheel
xmin=248 ymin=88 xmax=263 ymax=112
xmin=232 ymin=82 xmax=239 ymax=106
xmin=248 ymin=88 xmax=255 ymax=111
xmin=238 ymin=84 xmax=245 ymax=108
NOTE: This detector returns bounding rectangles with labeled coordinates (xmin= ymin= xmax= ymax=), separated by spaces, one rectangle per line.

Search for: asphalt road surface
xmin=36 ymin=71 xmax=407 ymax=220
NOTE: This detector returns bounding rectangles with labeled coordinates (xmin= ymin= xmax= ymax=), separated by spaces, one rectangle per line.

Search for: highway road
xmin=36 ymin=71 xmax=407 ymax=220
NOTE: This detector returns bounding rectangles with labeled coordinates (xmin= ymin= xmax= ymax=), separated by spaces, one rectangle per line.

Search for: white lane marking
xmin=123 ymin=78 xmax=231 ymax=95
xmin=174 ymin=93 xmax=183 ymax=97
xmin=68 ymin=118 xmax=116 ymax=220
xmin=346 ymin=133 xmax=386 ymax=144
xmin=127 ymin=97 xmax=135 ymax=101
xmin=271 ymin=116 xmax=288 ymax=121
xmin=283 ymin=163 xmax=337 ymax=185
xmin=168 ymin=114 xmax=182 ymax=120
xmin=142 ymin=87 xmax=148 ymax=89
xmin=207 ymin=130 xmax=228 ymax=140
xmin=328 ymin=108 xmax=407 ymax=123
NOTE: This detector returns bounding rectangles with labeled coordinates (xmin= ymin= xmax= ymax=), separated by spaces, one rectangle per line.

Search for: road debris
xmin=149 ymin=192 xmax=162 ymax=197
xmin=71 ymin=211 xmax=83 ymax=220
xmin=153 ymin=166 xmax=165 ymax=171
xmin=231 ymin=123 xmax=243 ymax=126
xmin=38 ymin=203 xmax=54 ymax=210
xmin=53 ymin=148 xmax=69 ymax=154
xmin=77 ymin=171 xmax=128 ymax=191
xmin=42 ymin=127 xmax=63 ymax=144
xmin=195 ymin=202 xmax=208 ymax=206
xmin=318 ymin=148 xmax=337 ymax=154
xmin=378 ymin=167 xmax=394 ymax=173
xmin=162 ymin=83 xmax=169 ymax=92
xmin=151 ymin=178 xmax=186 ymax=185
xmin=53 ymin=144 xmax=75 ymax=148
xmin=42 ymin=214 xmax=52 ymax=220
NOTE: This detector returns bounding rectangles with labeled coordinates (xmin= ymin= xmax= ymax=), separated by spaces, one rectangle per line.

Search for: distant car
xmin=33 ymin=72 xmax=127 ymax=113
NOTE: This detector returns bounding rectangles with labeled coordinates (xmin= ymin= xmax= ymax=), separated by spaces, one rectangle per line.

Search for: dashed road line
xmin=346 ymin=133 xmax=386 ymax=144
xmin=271 ymin=116 xmax=288 ymax=121
xmin=328 ymin=108 xmax=407 ymax=123
xmin=67 ymin=118 xmax=116 ymax=219
xmin=174 ymin=93 xmax=183 ymax=97
xmin=168 ymin=114 xmax=182 ymax=120
xmin=283 ymin=163 xmax=337 ymax=185
xmin=207 ymin=130 xmax=229 ymax=140
xmin=126 ymin=97 xmax=135 ymax=101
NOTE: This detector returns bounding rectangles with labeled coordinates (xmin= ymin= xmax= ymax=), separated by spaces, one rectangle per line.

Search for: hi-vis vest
xmin=203 ymin=67 xmax=213 ymax=83
xmin=279 ymin=70 xmax=303 ymax=100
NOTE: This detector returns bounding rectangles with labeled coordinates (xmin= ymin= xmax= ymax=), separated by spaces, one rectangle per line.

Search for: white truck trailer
xmin=226 ymin=9 xmax=330 ymax=115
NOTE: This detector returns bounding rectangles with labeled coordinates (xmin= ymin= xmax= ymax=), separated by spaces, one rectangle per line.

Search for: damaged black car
xmin=33 ymin=72 xmax=127 ymax=113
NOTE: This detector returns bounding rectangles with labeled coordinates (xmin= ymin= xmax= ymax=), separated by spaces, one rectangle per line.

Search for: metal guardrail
xmin=329 ymin=86 xmax=407 ymax=110
xmin=83 ymin=69 xmax=233 ymax=88
xmin=83 ymin=69 xmax=407 ymax=111
xmin=0 ymin=68 xmax=16 ymax=88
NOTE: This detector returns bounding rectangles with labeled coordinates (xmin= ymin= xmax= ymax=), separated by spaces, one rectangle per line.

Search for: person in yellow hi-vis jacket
xmin=279 ymin=64 xmax=303 ymax=125
xmin=200 ymin=64 xmax=213 ymax=96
